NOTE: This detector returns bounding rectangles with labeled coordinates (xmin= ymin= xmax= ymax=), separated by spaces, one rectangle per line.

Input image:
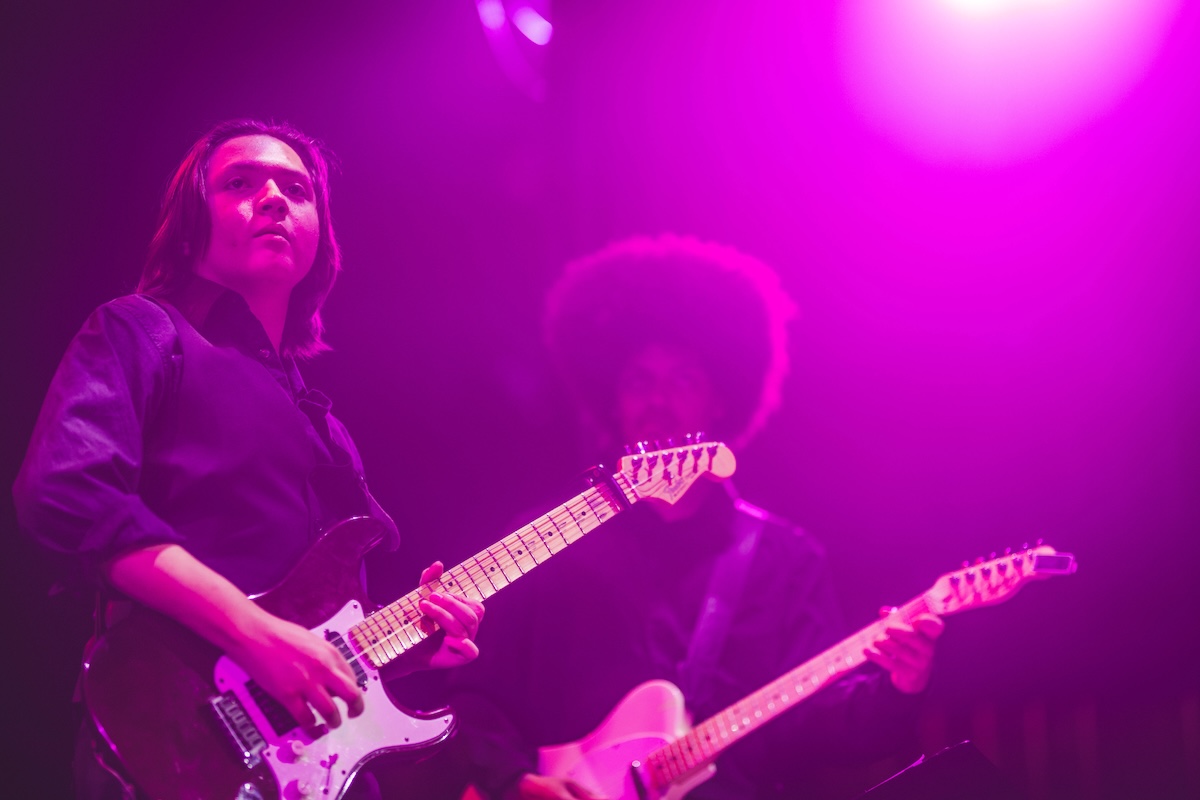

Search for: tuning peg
xmin=1004 ymin=547 xmax=1012 ymax=555
xmin=962 ymin=560 xmax=970 ymax=569
xmin=1021 ymin=542 xmax=1030 ymax=551
xmin=1036 ymin=537 xmax=1044 ymax=546
xmin=624 ymin=443 xmax=633 ymax=455
xmin=975 ymin=556 xmax=985 ymax=565
xmin=637 ymin=441 xmax=648 ymax=454
xmin=652 ymin=439 xmax=662 ymax=451
xmin=989 ymin=551 xmax=997 ymax=560
xmin=666 ymin=437 xmax=675 ymax=448
xmin=695 ymin=432 xmax=706 ymax=443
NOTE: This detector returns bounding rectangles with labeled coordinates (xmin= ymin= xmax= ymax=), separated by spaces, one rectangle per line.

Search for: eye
xmin=287 ymin=184 xmax=309 ymax=198
xmin=226 ymin=176 xmax=248 ymax=190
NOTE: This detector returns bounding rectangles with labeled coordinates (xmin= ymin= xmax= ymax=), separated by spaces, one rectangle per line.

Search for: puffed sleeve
xmin=13 ymin=296 xmax=187 ymax=585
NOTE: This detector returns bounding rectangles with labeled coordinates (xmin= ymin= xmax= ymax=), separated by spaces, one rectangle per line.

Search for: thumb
xmin=915 ymin=614 xmax=945 ymax=640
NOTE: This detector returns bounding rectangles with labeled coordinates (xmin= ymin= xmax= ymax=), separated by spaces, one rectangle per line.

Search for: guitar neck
xmin=646 ymin=594 xmax=931 ymax=785
xmin=645 ymin=545 xmax=1076 ymax=787
xmin=347 ymin=474 xmax=637 ymax=668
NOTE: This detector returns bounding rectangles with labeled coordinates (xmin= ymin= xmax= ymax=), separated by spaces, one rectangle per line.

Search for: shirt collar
xmin=166 ymin=275 xmax=280 ymax=359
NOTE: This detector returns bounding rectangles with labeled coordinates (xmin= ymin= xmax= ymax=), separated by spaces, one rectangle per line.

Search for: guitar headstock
xmin=926 ymin=543 xmax=1077 ymax=616
xmin=616 ymin=436 xmax=736 ymax=506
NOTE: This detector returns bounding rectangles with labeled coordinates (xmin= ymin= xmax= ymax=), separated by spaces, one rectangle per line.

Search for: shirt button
xmin=258 ymin=348 xmax=271 ymax=359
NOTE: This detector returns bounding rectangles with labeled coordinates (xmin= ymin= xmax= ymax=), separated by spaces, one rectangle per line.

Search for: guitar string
xmin=653 ymin=570 xmax=1042 ymax=782
xmin=659 ymin=616 xmax=900 ymax=765
xmin=335 ymin=462 xmax=701 ymax=674
xmin=336 ymin=492 xmax=609 ymax=670
xmin=654 ymin=559 xmax=1046 ymax=781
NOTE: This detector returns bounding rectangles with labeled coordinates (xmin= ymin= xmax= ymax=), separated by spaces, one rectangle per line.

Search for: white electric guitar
xmin=83 ymin=439 xmax=735 ymax=800
xmin=539 ymin=544 xmax=1078 ymax=800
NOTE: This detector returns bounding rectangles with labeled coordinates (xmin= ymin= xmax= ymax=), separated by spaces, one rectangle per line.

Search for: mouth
xmin=254 ymin=226 xmax=291 ymax=241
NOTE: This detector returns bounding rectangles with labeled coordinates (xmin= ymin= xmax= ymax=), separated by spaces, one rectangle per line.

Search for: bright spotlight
xmin=476 ymin=0 xmax=553 ymax=101
xmin=477 ymin=0 xmax=506 ymax=31
xmin=512 ymin=6 xmax=553 ymax=46
xmin=841 ymin=0 xmax=1181 ymax=163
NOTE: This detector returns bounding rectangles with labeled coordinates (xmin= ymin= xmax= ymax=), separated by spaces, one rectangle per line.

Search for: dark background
xmin=3 ymin=1 xmax=1198 ymax=797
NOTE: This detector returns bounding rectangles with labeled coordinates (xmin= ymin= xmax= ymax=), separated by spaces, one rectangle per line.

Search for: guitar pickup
xmin=326 ymin=630 xmax=368 ymax=688
xmin=210 ymin=691 xmax=267 ymax=768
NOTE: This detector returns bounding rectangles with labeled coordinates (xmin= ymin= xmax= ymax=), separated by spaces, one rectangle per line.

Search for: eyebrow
xmin=213 ymin=160 xmax=313 ymax=185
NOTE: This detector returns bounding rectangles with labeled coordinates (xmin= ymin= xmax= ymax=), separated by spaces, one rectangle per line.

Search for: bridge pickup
xmin=209 ymin=691 xmax=266 ymax=768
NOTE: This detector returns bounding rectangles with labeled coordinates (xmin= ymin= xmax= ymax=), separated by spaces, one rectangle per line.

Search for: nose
xmin=256 ymin=179 xmax=289 ymax=218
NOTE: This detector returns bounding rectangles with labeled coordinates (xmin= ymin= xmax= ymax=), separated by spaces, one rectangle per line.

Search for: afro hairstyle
xmin=543 ymin=233 xmax=797 ymax=450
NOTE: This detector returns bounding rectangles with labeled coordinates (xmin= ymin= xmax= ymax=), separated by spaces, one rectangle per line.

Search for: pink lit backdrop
xmin=2 ymin=1 xmax=1198 ymax=797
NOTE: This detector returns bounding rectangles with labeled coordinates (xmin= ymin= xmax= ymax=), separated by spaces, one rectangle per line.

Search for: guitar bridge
xmin=210 ymin=691 xmax=267 ymax=768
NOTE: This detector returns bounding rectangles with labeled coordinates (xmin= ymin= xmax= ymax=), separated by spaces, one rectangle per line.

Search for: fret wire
xmin=449 ymin=562 xmax=490 ymax=601
xmin=547 ymin=510 xmax=572 ymax=547
xmin=486 ymin=553 xmax=510 ymax=592
xmin=506 ymin=527 xmax=540 ymax=566
xmin=460 ymin=554 xmax=494 ymax=597
xmin=347 ymin=470 xmax=657 ymax=673
xmin=497 ymin=538 xmax=525 ymax=581
xmin=465 ymin=561 xmax=494 ymax=598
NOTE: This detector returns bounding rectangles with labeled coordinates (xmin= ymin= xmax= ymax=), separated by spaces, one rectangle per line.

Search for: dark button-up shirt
xmin=13 ymin=278 xmax=398 ymax=595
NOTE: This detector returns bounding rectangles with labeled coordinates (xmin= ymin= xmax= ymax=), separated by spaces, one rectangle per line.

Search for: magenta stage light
xmin=477 ymin=0 xmax=506 ymax=31
xmin=512 ymin=6 xmax=553 ymax=46
xmin=476 ymin=0 xmax=552 ymax=100
xmin=839 ymin=0 xmax=1181 ymax=163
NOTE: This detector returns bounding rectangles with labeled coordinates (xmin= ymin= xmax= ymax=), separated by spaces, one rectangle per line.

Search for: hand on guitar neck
xmin=395 ymin=560 xmax=487 ymax=672
xmin=864 ymin=607 xmax=945 ymax=695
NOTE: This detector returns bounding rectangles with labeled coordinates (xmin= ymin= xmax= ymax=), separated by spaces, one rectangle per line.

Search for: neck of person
xmin=194 ymin=266 xmax=291 ymax=354
xmin=237 ymin=288 xmax=290 ymax=354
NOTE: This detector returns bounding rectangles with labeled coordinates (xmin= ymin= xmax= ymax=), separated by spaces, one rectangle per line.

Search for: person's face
xmin=615 ymin=343 xmax=725 ymax=447
xmin=197 ymin=134 xmax=320 ymax=298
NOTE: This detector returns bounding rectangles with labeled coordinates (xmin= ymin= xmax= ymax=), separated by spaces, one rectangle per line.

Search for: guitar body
xmin=538 ymin=681 xmax=714 ymax=800
xmin=83 ymin=517 xmax=455 ymax=800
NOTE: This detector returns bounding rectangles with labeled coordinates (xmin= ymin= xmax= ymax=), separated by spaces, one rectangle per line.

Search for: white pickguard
xmin=213 ymin=600 xmax=453 ymax=800
xmin=538 ymin=681 xmax=715 ymax=800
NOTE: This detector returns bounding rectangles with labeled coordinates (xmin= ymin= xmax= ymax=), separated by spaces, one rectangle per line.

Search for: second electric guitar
xmin=539 ymin=544 xmax=1078 ymax=800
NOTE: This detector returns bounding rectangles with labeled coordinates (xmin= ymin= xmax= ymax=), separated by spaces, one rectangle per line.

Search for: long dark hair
xmin=139 ymin=119 xmax=341 ymax=358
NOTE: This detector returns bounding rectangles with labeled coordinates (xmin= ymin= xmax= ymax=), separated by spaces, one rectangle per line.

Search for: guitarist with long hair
xmin=14 ymin=120 xmax=485 ymax=800
xmin=444 ymin=235 xmax=943 ymax=800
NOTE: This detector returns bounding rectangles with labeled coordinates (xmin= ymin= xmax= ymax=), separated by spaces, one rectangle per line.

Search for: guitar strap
xmin=675 ymin=500 xmax=765 ymax=711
